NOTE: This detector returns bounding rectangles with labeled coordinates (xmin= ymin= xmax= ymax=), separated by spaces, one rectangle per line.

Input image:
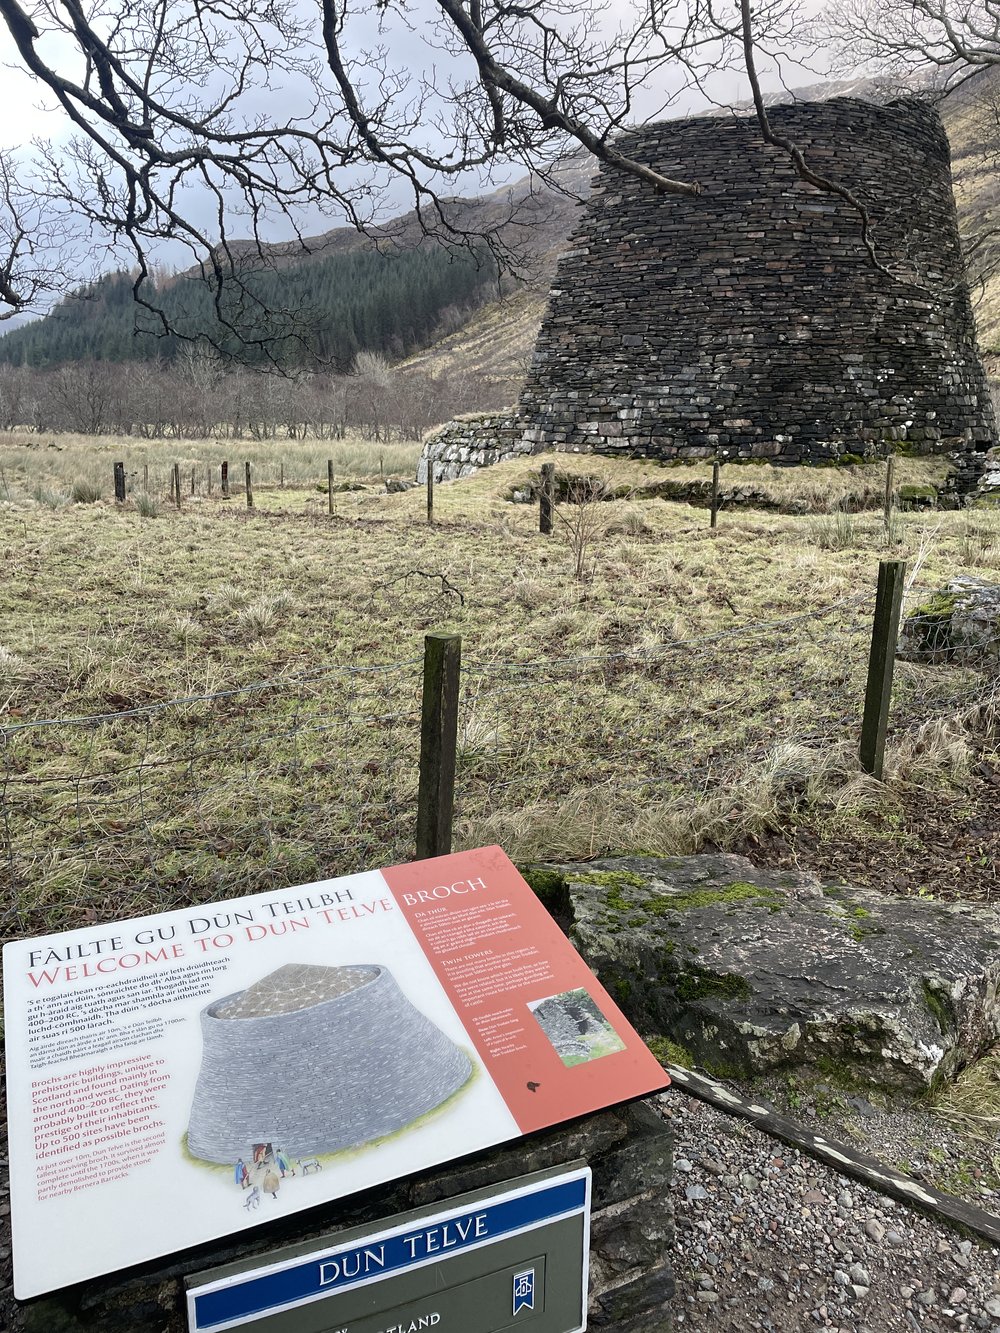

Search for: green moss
xmin=675 ymin=964 xmax=752 ymax=1002
xmin=647 ymin=879 xmax=782 ymax=913
xmin=573 ymin=869 xmax=647 ymax=889
xmin=848 ymin=921 xmax=884 ymax=942
xmin=898 ymin=483 xmax=938 ymax=503
xmin=612 ymin=977 xmax=632 ymax=1003
xmin=518 ymin=865 xmax=569 ymax=915
xmin=922 ymin=979 xmax=954 ymax=1035
xmin=812 ymin=1053 xmax=873 ymax=1091
xmin=910 ymin=590 xmax=957 ymax=620
xmin=908 ymin=590 xmax=957 ymax=656
xmin=646 ymin=1035 xmax=695 ymax=1068
xmin=569 ymin=869 xmax=647 ymax=913
xmin=844 ymin=905 xmax=882 ymax=941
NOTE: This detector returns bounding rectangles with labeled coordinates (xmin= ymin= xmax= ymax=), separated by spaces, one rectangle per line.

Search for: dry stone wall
xmin=517 ymin=98 xmax=997 ymax=472
xmin=417 ymin=412 xmax=526 ymax=482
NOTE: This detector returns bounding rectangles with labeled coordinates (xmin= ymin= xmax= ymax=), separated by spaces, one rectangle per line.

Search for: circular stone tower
xmin=518 ymin=98 xmax=996 ymax=473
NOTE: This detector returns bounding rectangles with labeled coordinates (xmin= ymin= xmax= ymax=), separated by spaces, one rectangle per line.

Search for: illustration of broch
xmin=187 ymin=963 xmax=473 ymax=1163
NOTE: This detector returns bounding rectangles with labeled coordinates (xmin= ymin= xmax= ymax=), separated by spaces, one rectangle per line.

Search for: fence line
xmin=1 ymin=578 xmax=997 ymax=937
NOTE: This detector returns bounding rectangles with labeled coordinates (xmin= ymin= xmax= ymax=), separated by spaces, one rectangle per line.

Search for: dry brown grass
xmin=0 ymin=448 xmax=997 ymax=933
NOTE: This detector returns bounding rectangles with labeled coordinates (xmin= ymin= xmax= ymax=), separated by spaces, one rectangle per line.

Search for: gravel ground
xmin=659 ymin=1089 xmax=1000 ymax=1333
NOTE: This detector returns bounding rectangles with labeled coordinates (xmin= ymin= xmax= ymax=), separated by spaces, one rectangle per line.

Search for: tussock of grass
xmin=933 ymin=1051 xmax=1000 ymax=1145
xmin=71 ymin=479 xmax=103 ymax=504
xmin=236 ymin=591 xmax=293 ymax=640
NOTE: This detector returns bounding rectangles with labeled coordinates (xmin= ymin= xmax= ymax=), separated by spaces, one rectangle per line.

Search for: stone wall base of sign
xmin=14 ymin=1101 xmax=672 ymax=1333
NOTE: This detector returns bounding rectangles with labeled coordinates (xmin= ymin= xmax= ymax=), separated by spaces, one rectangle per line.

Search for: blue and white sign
xmin=186 ymin=1166 xmax=591 ymax=1331
xmin=513 ymin=1267 xmax=536 ymax=1315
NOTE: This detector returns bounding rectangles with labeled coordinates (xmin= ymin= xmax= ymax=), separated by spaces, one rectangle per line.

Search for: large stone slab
xmin=529 ymin=854 xmax=1000 ymax=1094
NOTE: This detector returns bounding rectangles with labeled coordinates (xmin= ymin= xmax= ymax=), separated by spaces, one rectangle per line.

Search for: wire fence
xmin=1 ymin=578 xmax=997 ymax=936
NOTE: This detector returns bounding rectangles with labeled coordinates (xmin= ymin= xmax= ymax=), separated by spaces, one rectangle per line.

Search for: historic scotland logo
xmin=512 ymin=1267 xmax=535 ymax=1315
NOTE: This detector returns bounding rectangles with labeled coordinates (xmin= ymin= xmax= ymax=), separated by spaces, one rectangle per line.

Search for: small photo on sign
xmin=527 ymin=987 xmax=626 ymax=1067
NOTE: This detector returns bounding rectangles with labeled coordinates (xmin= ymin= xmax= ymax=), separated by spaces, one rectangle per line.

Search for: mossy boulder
xmin=897 ymin=482 xmax=938 ymax=509
xmin=898 ymin=575 xmax=1000 ymax=667
xmin=539 ymin=853 xmax=1000 ymax=1096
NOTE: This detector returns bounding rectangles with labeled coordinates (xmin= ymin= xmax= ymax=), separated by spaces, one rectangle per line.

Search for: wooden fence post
xmin=221 ymin=460 xmax=230 ymax=499
xmin=427 ymin=463 xmax=434 ymax=525
xmin=142 ymin=463 xmax=149 ymax=493
xmin=328 ymin=459 xmax=335 ymax=515
xmin=884 ymin=455 xmax=896 ymax=533
xmin=113 ymin=461 xmax=126 ymax=503
xmin=190 ymin=467 xmax=196 ymax=497
xmin=245 ymin=462 xmax=254 ymax=509
xmin=207 ymin=466 xmax=213 ymax=495
xmin=416 ymin=632 xmax=461 ymax=860
xmin=280 ymin=461 xmax=285 ymax=490
xmin=173 ymin=463 xmax=182 ymax=509
xmin=540 ymin=461 xmax=555 ymax=535
xmin=860 ymin=559 xmax=907 ymax=779
xmin=710 ymin=460 xmax=720 ymax=530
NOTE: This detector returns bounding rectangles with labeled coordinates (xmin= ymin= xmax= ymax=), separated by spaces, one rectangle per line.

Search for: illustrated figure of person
xmin=275 ymin=1147 xmax=294 ymax=1177
xmin=234 ymin=1158 xmax=249 ymax=1189
xmin=262 ymin=1166 xmax=281 ymax=1199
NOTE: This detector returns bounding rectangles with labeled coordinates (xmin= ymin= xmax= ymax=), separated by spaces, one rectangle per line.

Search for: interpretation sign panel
xmin=4 ymin=845 xmax=668 ymax=1298
xmin=185 ymin=1164 xmax=591 ymax=1333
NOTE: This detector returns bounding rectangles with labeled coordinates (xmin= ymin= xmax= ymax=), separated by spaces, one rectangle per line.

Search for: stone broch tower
xmin=517 ymin=98 xmax=996 ymax=473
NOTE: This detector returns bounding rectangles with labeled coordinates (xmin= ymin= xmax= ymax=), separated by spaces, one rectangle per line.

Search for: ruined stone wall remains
xmin=417 ymin=411 xmax=526 ymax=482
xmin=517 ymin=98 xmax=997 ymax=470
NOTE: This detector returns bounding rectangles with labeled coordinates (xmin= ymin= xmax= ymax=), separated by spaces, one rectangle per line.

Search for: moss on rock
xmin=647 ymin=880 xmax=782 ymax=914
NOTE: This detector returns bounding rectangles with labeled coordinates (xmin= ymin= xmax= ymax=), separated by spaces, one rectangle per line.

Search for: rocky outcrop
xmin=526 ymin=854 xmax=1000 ymax=1095
xmin=898 ymin=576 xmax=1000 ymax=669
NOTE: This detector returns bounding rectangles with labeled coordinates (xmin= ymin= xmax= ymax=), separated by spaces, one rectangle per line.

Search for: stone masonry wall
xmin=517 ymin=98 xmax=997 ymax=470
xmin=417 ymin=411 xmax=527 ymax=482
xmin=20 ymin=1101 xmax=673 ymax=1333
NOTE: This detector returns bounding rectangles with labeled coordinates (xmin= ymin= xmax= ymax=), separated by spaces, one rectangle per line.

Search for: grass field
xmin=1 ymin=443 xmax=998 ymax=940
xmin=0 ymin=430 xmax=424 ymax=503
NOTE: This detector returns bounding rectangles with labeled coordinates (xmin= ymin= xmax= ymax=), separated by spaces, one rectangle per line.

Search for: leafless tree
xmin=0 ymin=0 xmax=821 ymax=349
xmin=0 ymin=153 xmax=84 ymax=321
xmin=816 ymin=0 xmax=1000 ymax=93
